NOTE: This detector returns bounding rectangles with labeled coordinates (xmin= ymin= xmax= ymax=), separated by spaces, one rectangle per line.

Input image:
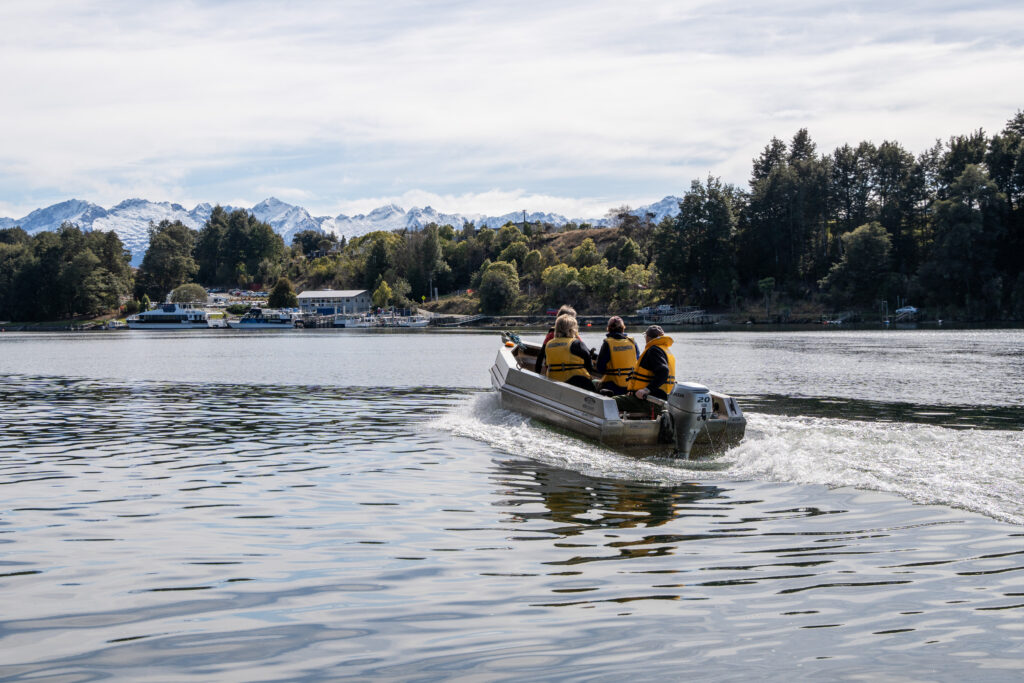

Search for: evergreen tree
xmin=569 ymin=238 xmax=601 ymax=268
xmin=170 ymin=283 xmax=208 ymax=303
xmin=818 ymin=222 xmax=893 ymax=308
xmin=372 ymin=279 xmax=394 ymax=309
xmin=135 ymin=220 xmax=198 ymax=301
xmin=656 ymin=176 xmax=738 ymax=306
xmin=268 ymin=277 xmax=299 ymax=308
xmin=918 ymin=165 xmax=1006 ymax=317
xmin=478 ymin=261 xmax=519 ymax=314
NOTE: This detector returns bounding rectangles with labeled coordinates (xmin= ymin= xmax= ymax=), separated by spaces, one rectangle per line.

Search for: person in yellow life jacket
xmin=538 ymin=313 xmax=596 ymax=392
xmin=595 ymin=316 xmax=639 ymax=396
xmin=535 ymin=305 xmax=581 ymax=374
xmin=614 ymin=325 xmax=676 ymax=412
xmin=541 ymin=304 xmax=576 ymax=346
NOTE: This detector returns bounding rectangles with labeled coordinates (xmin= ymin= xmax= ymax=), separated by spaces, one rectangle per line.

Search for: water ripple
xmin=2 ymin=374 xmax=1023 ymax=680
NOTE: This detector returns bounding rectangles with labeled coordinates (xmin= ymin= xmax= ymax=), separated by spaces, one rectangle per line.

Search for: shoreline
xmin=3 ymin=318 xmax=1021 ymax=333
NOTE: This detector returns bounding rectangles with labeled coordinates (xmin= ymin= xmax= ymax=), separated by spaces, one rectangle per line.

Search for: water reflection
xmin=487 ymin=457 xmax=1024 ymax=627
xmin=2 ymin=374 xmax=1024 ymax=680
xmin=494 ymin=463 xmax=720 ymax=531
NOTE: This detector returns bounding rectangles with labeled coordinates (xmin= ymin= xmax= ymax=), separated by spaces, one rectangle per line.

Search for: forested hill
xmin=2 ymin=111 xmax=1022 ymax=323
xmin=0 ymin=196 xmax=685 ymax=268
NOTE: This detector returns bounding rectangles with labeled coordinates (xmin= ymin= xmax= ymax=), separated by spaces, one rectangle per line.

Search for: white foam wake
xmin=721 ymin=413 xmax=1024 ymax=524
xmin=433 ymin=393 xmax=1024 ymax=524
xmin=431 ymin=393 xmax=700 ymax=483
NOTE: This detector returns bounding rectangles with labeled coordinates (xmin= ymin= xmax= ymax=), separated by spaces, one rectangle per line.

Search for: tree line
xmin=1 ymin=111 xmax=1021 ymax=322
xmin=678 ymin=113 xmax=1024 ymax=319
xmin=287 ymin=110 xmax=1024 ymax=320
xmin=0 ymin=224 xmax=133 ymax=321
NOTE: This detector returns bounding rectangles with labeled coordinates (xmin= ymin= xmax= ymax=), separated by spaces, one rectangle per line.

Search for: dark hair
xmin=607 ymin=316 xmax=625 ymax=333
xmin=645 ymin=325 xmax=664 ymax=339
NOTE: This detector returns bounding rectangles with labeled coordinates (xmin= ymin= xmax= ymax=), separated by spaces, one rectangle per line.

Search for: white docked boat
xmin=227 ymin=308 xmax=299 ymax=329
xmin=491 ymin=332 xmax=745 ymax=459
xmin=333 ymin=315 xmax=377 ymax=328
xmin=377 ymin=313 xmax=431 ymax=327
xmin=396 ymin=315 xmax=430 ymax=328
xmin=126 ymin=303 xmax=215 ymax=329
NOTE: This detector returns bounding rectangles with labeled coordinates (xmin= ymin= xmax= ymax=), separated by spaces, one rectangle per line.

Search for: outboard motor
xmin=666 ymin=382 xmax=711 ymax=459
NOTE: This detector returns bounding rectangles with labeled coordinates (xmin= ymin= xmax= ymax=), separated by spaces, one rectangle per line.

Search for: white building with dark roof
xmin=297 ymin=289 xmax=371 ymax=315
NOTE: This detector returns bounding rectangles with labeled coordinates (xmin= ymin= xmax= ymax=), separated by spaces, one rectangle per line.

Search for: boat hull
xmin=333 ymin=317 xmax=375 ymax=328
xmin=490 ymin=343 xmax=745 ymax=458
xmin=126 ymin=321 xmax=212 ymax=329
xmin=226 ymin=321 xmax=296 ymax=329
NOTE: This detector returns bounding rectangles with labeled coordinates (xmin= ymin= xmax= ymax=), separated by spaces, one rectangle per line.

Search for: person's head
xmin=645 ymin=325 xmax=664 ymax=342
xmin=557 ymin=305 xmax=577 ymax=318
xmin=555 ymin=314 xmax=579 ymax=339
xmin=607 ymin=316 xmax=625 ymax=334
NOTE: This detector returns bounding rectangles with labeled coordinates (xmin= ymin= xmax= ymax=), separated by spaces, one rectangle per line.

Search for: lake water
xmin=1 ymin=328 xmax=1022 ymax=680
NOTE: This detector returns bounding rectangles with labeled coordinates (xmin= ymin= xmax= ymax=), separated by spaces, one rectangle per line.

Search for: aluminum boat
xmin=490 ymin=332 xmax=745 ymax=459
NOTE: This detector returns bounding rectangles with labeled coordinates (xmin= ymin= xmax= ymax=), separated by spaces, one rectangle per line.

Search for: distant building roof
xmin=297 ymin=289 xmax=368 ymax=299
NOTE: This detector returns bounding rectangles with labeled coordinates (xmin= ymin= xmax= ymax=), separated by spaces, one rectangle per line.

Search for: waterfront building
xmin=297 ymin=289 xmax=371 ymax=315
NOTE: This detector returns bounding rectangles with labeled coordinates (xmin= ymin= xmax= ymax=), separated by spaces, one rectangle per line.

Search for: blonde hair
xmin=554 ymin=314 xmax=579 ymax=338
xmin=557 ymin=305 xmax=577 ymax=318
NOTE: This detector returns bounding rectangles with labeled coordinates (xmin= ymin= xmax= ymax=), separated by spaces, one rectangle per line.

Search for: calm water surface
xmin=1 ymin=328 xmax=1022 ymax=680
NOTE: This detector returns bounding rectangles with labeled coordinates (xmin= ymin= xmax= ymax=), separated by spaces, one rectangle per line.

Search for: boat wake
xmin=432 ymin=393 xmax=702 ymax=484
xmin=434 ymin=393 xmax=1024 ymax=525
xmin=723 ymin=413 xmax=1024 ymax=525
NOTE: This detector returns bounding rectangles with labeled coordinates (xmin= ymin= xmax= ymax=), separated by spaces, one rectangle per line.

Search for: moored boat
xmin=395 ymin=315 xmax=430 ymax=328
xmin=490 ymin=332 xmax=745 ymax=459
xmin=333 ymin=315 xmax=377 ymax=328
xmin=226 ymin=308 xmax=299 ymax=329
xmin=127 ymin=303 xmax=214 ymax=329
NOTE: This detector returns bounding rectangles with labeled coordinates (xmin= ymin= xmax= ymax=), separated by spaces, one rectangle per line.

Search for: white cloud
xmin=0 ymin=0 xmax=1022 ymax=217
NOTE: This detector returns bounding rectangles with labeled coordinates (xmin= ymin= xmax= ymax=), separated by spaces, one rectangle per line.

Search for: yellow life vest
xmin=600 ymin=335 xmax=639 ymax=388
xmin=545 ymin=338 xmax=590 ymax=382
xmin=626 ymin=335 xmax=676 ymax=396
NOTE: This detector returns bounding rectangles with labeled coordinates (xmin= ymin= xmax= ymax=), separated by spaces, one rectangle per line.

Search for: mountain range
xmin=0 ymin=196 xmax=683 ymax=266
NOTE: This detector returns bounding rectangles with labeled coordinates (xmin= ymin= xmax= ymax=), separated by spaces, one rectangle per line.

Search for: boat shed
xmin=297 ymin=289 xmax=372 ymax=315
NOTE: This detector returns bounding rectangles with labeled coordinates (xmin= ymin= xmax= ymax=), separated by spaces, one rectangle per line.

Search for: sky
xmin=0 ymin=0 xmax=1022 ymax=220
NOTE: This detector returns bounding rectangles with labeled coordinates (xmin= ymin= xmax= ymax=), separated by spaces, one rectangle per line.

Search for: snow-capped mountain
xmin=0 ymin=196 xmax=682 ymax=265
xmin=90 ymin=199 xmax=209 ymax=264
xmin=249 ymin=198 xmax=322 ymax=245
xmin=3 ymin=199 xmax=110 ymax=234
xmin=478 ymin=210 xmax=571 ymax=230
xmin=632 ymin=195 xmax=683 ymax=224
xmin=322 ymin=204 xmax=475 ymax=239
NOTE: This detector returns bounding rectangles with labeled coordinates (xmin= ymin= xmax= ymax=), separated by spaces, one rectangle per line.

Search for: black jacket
xmin=635 ymin=345 xmax=671 ymax=399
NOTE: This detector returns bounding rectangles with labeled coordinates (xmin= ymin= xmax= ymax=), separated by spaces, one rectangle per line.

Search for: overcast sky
xmin=1 ymin=0 xmax=1021 ymax=219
